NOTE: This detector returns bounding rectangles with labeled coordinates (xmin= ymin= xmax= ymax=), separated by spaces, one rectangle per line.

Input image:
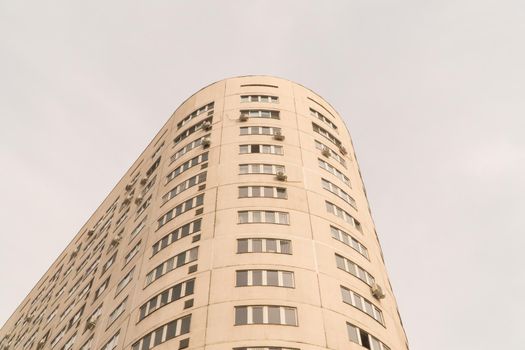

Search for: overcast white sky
xmin=1 ymin=0 xmax=524 ymax=348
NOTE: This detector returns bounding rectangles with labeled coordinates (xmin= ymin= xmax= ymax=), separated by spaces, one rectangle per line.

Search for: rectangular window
xmin=166 ymin=152 xmax=209 ymax=184
xmin=237 ymin=238 xmax=291 ymax=254
xmin=108 ymin=297 xmax=127 ymax=325
xmin=177 ymin=102 xmax=214 ymax=129
xmin=346 ymin=323 xmax=390 ymax=350
xmin=116 ymin=267 xmax=135 ymax=295
xmin=239 ymin=126 xmax=281 ymax=136
xmin=139 ymin=278 xmax=195 ymax=321
xmin=330 ymin=225 xmax=368 ymax=259
xmin=152 ymin=218 xmax=202 ymax=256
xmin=102 ymin=252 xmax=116 ymax=274
xmin=318 ymin=158 xmax=350 ymax=186
xmin=162 ymin=172 xmax=207 ymax=203
xmin=67 ymin=305 xmax=84 ymax=330
xmin=174 ymin=116 xmax=213 ymax=146
xmin=115 ymin=208 xmax=129 ymax=229
xmin=312 ymin=122 xmax=341 ymax=146
xmin=234 ymin=306 xmax=297 ymax=326
xmin=310 ymin=108 xmax=337 ymax=130
xmin=50 ymin=327 xmax=66 ymax=348
xmin=158 ymin=194 xmax=204 ymax=229
xmin=236 ymin=270 xmax=294 ymax=288
xmin=240 ymin=95 xmax=279 ymax=103
xmin=239 ymin=144 xmax=283 ymax=155
xmin=170 ymin=134 xmax=210 ymax=163
xmin=239 ymin=163 xmax=285 ymax=175
xmin=130 ymin=216 xmax=147 ymax=242
xmin=79 ymin=337 xmax=93 ymax=350
xmin=124 ymin=241 xmax=141 ymax=266
xmin=238 ymin=211 xmax=289 ymax=225
xmin=335 ymin=254 xmax=375 ymax=286
xmin=341 ymin=286 xmax=384 ymax=325
xmin=238 ymin=186 xmax=287 ymax=199
xmin=136 ymin=195 xmax=152 ymax=217
xmin=322 ymin=179 xmax=356 ymax=208
xmin=315 ymin=140 xmax=346 ymax=167
xmin=325 ymin=201 xmax=361 ymax=232
xmin=145 ymin=248 xmax=198 ymax=286
xmin=100 ymin=331 xmax=119 ymax=350
xmin=132 ymin=315 xmax=191 ymax=350
xmin=239 ymin=109 xmax=280 ymax=120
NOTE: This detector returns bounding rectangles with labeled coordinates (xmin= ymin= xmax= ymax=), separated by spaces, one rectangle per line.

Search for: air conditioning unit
xmin=273 ymin=130 xmax=285 ymax=141
xmin=87 ymin=229 xmax=95 ymax=237
xmin=85 ymin=320 xmax=97 ymax=330
xmin=239 ymin=114 xmax=248 ymax=122
xmin=111 ymin=235 xmax=122 ymax=246
xmin=123 ymin=194 xmax=133 ymax=205
xmin=139 ymin=177 xmax=148 ymax=185
xmin=135 ymin=195 xmax=144 ymax=205
xmin=25 ymin=315 xmax=33 ymax=322
xmin=370 ymin=283 xmax=386 ymax=300
xmin=201 ymin=121 xmax=212 ymax=131
xmin=125 ymin=184 xmax=133 ymax=191
xmin=202 ymin=137 xmax=211 ymax=148
xmin=339 ymin=145 xmax=348 ymax=155
xmin=275 ymin=171 xmax=287 ymax=181
xmin=71 ymin=250 xmax=78 ymax=258
xmin=321 ymin=148 xmax=331 ymax=157
xmin=36 ymin=339 xmax=46 ymax=349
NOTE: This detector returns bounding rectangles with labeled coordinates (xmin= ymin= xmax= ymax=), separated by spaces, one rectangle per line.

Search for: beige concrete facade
xmin=0 ymin=76 xmax=409 ymax=350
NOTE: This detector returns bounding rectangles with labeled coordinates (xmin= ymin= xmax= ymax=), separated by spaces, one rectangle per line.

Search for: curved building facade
xmin=0 ymin=76 xmax=409 ymax=350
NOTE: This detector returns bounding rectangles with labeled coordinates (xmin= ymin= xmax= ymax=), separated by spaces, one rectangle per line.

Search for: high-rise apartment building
xmin=0 ymin=76 xmax=408 ymax=350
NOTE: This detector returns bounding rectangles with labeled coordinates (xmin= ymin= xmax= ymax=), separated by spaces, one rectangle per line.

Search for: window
xmin=177 ymin=102 xmax=214 ymax=129
xmin=322 ymin=179 xmax=356 ymax=208
xmin=310 ymin=108 xmax=337 ymax=130
xmin=174 ymin=117 xmax=213 ymax=146
xmin=318 ymin=158 xmax=350 ymax=186
xmin=67 ymin=305 xmax=84 ymax=330
xmin=335 ymin=254 xmax=375 ymax=286
xmin=238 ymin=186 xmax=287 ymax=199
xmin=132 ymin=315 xmax=191 ymax=350
xmin=239 ymin=126 xmax=281 ymax=136
xmin=136 ymin=195 xmax=152 ymax=217
xmin=315 ymin=140 xmax=346 ymax=167
xmin=130 ymin=216 xmax=147 ymax=242
xmin=330 ymin=226 xmax=368 ymax=259
xmin=100 ymin=331 xmax=119 ymax=350
xmin=77 ymin=279 xmax=92 ymax=300
xmin=236 ymin=270 xmax=294 ymax=288
xmin=151 ymin=142 xmax=164 ymax=160
xmin=239 ymin=109 xmax=279 ymax=119
xmin=341 ymin=286 xmax=384 ymax=325
xmin=145 ymin=247 xmax=198 ymax=286
xmin=325 ymin=201 xmax=361 ymax=232
xmin=312 ymin=122 xmax=341 ymax=146
xmin=124 ymin=241 xmax=141 ymax=266
xmin=94 ymin=277 xmax=110 ymax=300
xmin=238 ymin=211 xmax=289 ymax=225
xmin=79 ymin=337 xmax=93 ymax=350
xmin=346 ymin=323 xmax=390 ymax=350
xmin=241 ymin=95 xmax=279 ymax=103
xmin=157 ymin=194 xmax=204 ymax=229
xmin=235 ymin=306 xmax=297 ymax=326
xmin=139 ymin=278 xmax=195 ymax=321
xmin=115 ymin=208 xmax=129 ymax=229
xmin=152 ymin=218 xmax=202 ymax=256
xmin=162 ymin=172 xmax=207 ymax=203
xmin=108 ymin=297 xmax=127 ymax=325
xmin=102 ymin=253 xmax=117 ymax=274
xmin=59 ymin=301 xmax=75 ymax=321
xmin=116 ymin=267 xmax=135 ymax=294
xmin=239 ymin=163 xmax=285 ymax=175
xmin=60 ymin=333 xmax=76 ymax=350
xmin=50 ymin=327 xmax=66 ymax=348
xmin=166 ymin=152 xmax=209 ymax=184
xmin=237 ymin=238 xmax=291 ymax=254
xmin=87 ymin=303 xmax=103 ymax=325
xmin=239 ymin=144 xmax=283 ymax=155
xmin=146 ymin=157 xmax=161 ymax=177
xmin=170 ymin=134 xmax=210 ymax=163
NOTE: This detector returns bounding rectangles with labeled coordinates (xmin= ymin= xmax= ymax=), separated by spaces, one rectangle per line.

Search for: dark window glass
xmin=237 ymin=239 xmax=248 ymax=253
xmin=267 ymin=271 xmax=279 ymax=286
xmin=252 ymin=307 xmax=263 ymax=324
xmin=172 ymin=284 xmax=182 ymax=299
xmin=180 ymin=315 xmax=191 ymax=334
xmin=141 ymin=334 xmax=151 ymax=350
xmin=252 ymin=270 xmax=263 ymax=285
xmin=166 ymin=321 xmax=177 ymax=340
xmin=268 ymin=306 xmax=280 ymax=324
xmin=160 ymin=291 xmax=169 ymax=306
xmin=153 ymin=329 xmax=163 ymax=346
xmin=235 ymin=307 xmax=247 ymax=325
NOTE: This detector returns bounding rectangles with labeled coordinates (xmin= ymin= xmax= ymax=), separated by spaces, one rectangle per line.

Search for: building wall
xmin=0 ymin=76 xmax=409 ymax=350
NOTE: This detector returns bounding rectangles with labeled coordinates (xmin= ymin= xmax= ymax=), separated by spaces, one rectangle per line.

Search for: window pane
xmin=280 ymin=240 xmax=290 ymax=254
xmin=252 ymin=187 xmax=261 ymax=197
xmin=263 ymin=165 xmax=273 ymax=174
xmin=153 ymin=329 xmax=163 ymax=346
xmin=141 ymin=334 xmax=151 ymax=350
xmin=252 ymin=270 xmax=263 ymax=285
xmin=278 ymin=212 xmax=289 ymax=224
xmin=166 ymin=320 xmax=177 ymax=339
xmin=284 ymin=308 xmax=297 ymax=325
xmin=252 ymin=239 xmax=262 ymax=252
xmin=252 ymin=211 xmax=261 ymax=222
xmin=267 ymin=271 xmax=279 ymax=286
xmin=239 ymin=187 xmax=249 ymax=198
xmin=238 ymin=239 xmax=248 ymax=253
xmin=236 ymin=271 xmax=248 ymax=286
xmin=180 ymin=315 xmax=191 ymax=334
xmin=347 ymin=324 xmax=359 ymax=344
xmin=282 ymin=272 xmax=294 ymax=288
xmin=185 ymin=279 xmax=195 ymax=295
xmin=252 ymin=307 xmax=263 ymax=324
xmin=172 ymin=284 xmax=182 ymax=299
xmin=267 ymin=306 xmax=280 ymax=324
xmin=266 ymin=239 xmax=277 ymax=252
xmin=265 ymin=211 xmax=276 ymax=223
xmin=235 ymin=307 xmax=247 ymax=325
xmin=264 ymin=187 xmax=273 ymax=197
xmin=239 ymin=212 xmax=248 ymax=223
